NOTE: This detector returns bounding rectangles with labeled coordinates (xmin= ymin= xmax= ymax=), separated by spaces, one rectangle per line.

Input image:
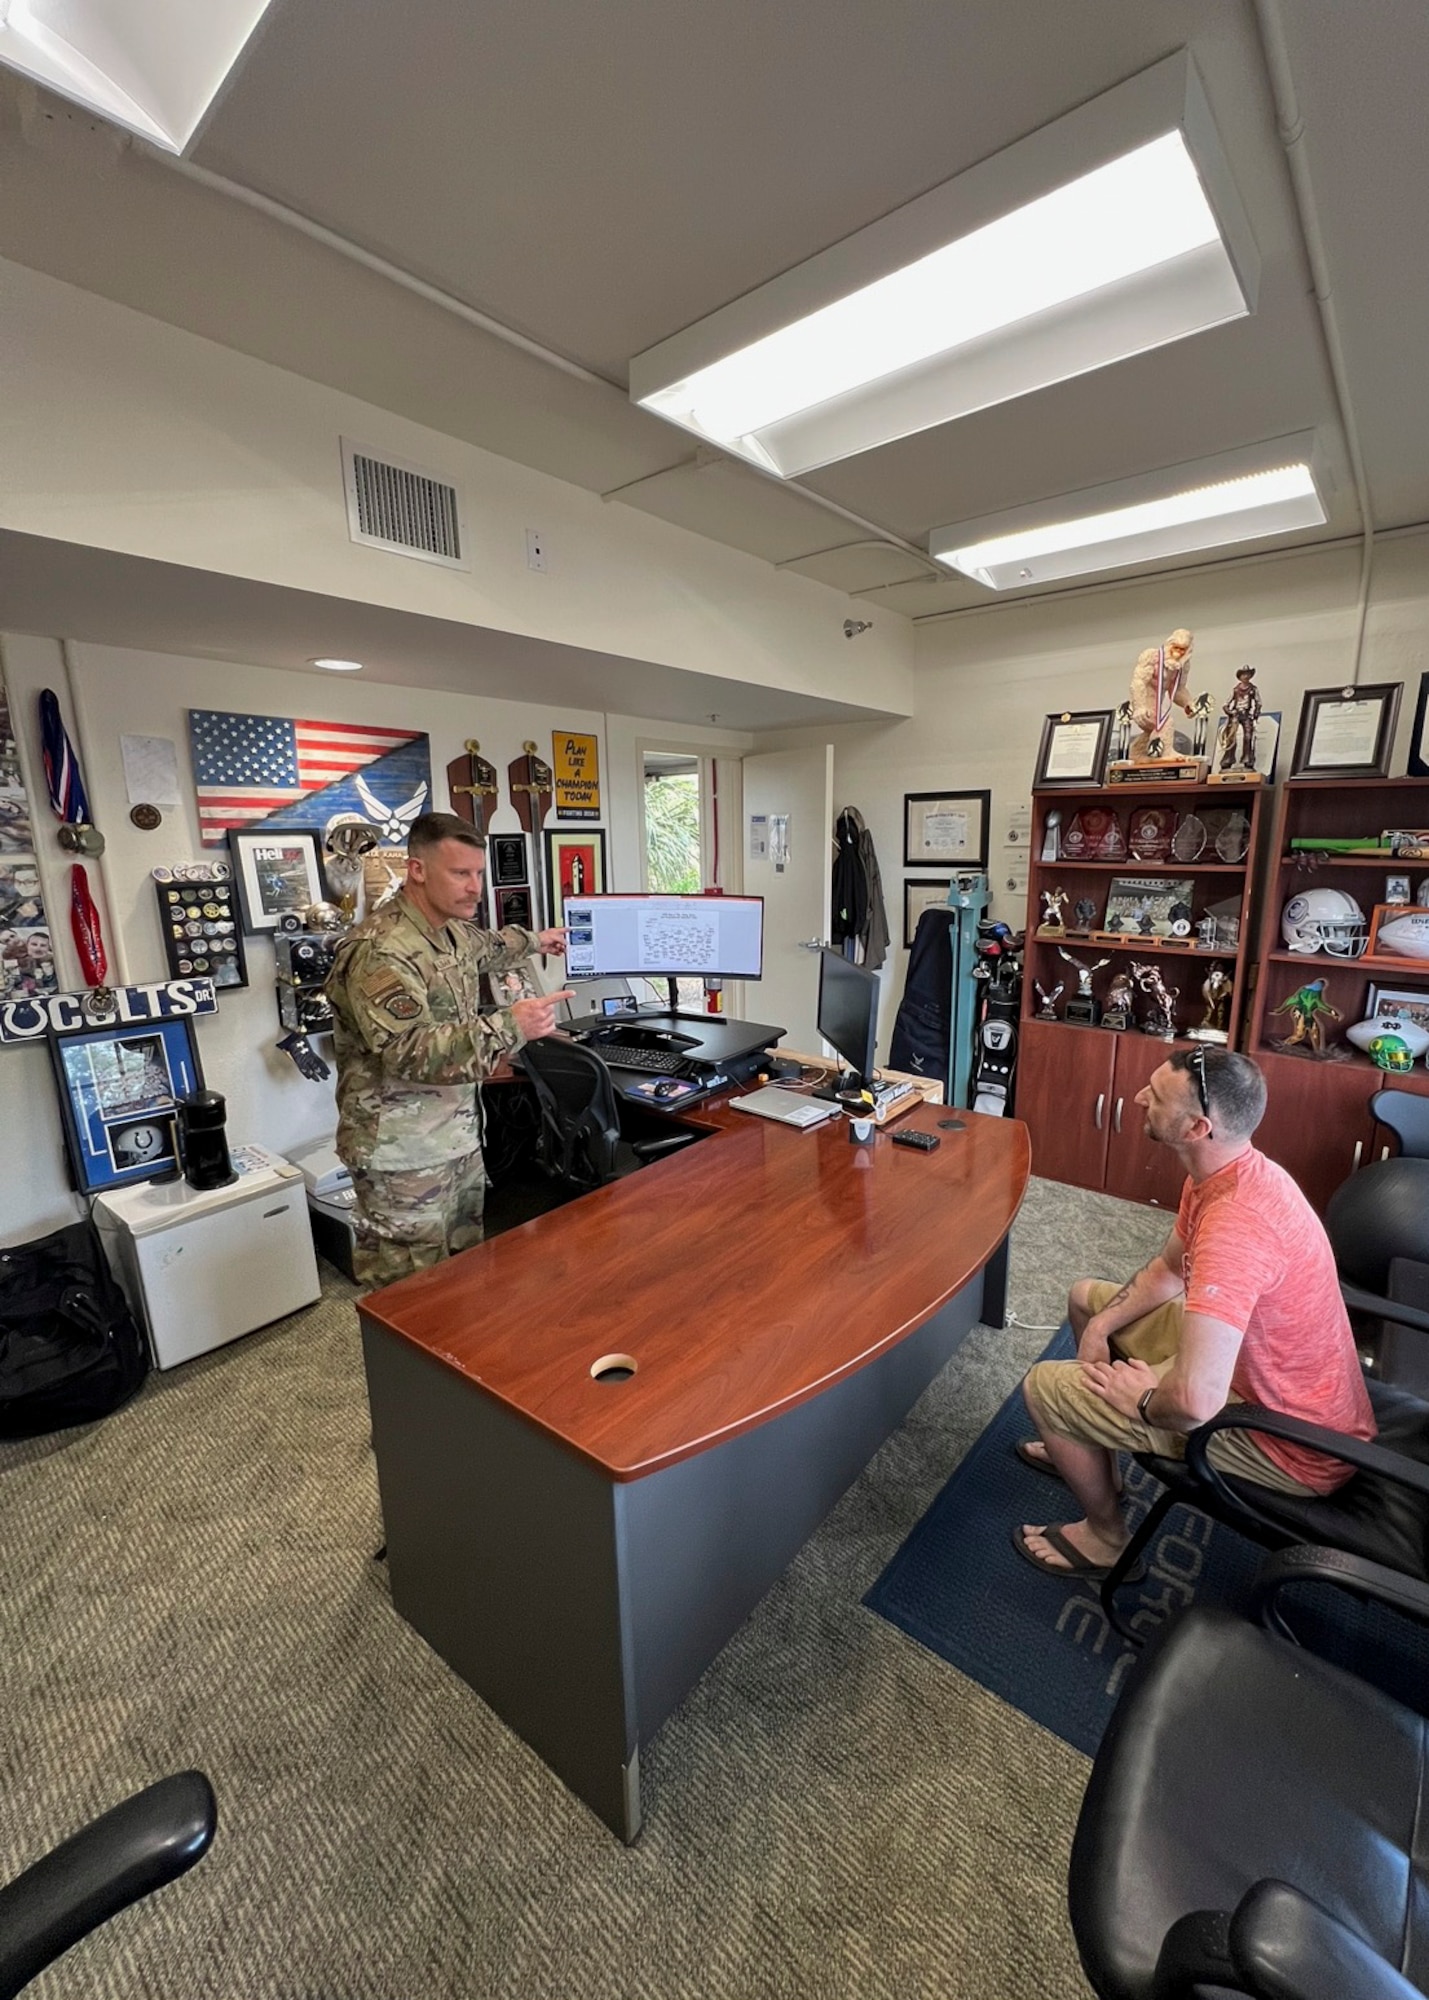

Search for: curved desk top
xmin=359 ymin=1101 xmax=1029 ymax=1481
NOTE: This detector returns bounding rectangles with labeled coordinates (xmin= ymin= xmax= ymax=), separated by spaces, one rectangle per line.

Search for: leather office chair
xmin=0 ymin=1770 xmax=216 ymax=1998
xmin=1327 ymin=1129 xmax=1429 ymax=1393
xmin=1099 ymin=1381 xmax=1429 ymax=1645
xmin=1070 ymin=1547 xmax=1429 ymax=1999
xmin=517 ymin=1038 xmax=697 ymax=1193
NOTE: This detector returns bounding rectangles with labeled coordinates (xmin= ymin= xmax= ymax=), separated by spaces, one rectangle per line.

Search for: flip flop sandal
xmin=1013 ymin=1439 xmax=1064 ymax=1479
xmin=1011 ymin=1521 xmax=1144 ymax=1585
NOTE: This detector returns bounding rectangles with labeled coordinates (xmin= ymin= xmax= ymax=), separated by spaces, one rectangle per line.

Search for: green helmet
xmin=1368 ymin=1033 xmax=1414 ymax=1073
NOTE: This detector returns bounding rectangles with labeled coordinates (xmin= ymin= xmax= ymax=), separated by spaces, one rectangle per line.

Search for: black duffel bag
xmin=0 ymin=1218 xmax=149 ymax=1438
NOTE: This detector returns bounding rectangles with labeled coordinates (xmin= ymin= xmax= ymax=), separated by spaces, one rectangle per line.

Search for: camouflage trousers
xmin=350 ymin=1150 xmax=488 ymax=1288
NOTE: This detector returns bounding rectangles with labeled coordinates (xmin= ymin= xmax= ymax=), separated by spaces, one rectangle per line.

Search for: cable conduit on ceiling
xmin=148 ymin=148 xmax=924 ymax=588
xmin=1253 ymin=0 xmax=1374 ymax=684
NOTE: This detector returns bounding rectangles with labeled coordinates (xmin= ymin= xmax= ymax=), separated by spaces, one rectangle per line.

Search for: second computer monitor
xmin=817 ymin=948 xmax=879 ymax=1089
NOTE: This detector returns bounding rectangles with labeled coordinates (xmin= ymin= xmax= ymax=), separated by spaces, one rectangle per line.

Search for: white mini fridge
xmin=94 ymin=1146 xmax=321 ymax=1369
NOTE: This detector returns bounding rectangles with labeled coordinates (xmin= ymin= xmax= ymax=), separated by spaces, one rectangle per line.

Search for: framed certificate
xmin=903 ymin=878 xmax=951 ymax=945
xmin=1290 ymin=683 xmax=1401 ymax=780
xmin=1034 ymin=710 xmax=1112 ymax=788
xmin=903 ymin=791 xmax=989 ymax=868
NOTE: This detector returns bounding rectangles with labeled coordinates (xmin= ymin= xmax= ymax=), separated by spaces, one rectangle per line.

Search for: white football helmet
xmin=1281 ymin=888 xmax=1367 ymax=956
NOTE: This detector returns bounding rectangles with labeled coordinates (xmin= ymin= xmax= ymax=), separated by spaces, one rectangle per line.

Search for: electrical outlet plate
xmin=525 ymin=529 xmax=548 ymax=572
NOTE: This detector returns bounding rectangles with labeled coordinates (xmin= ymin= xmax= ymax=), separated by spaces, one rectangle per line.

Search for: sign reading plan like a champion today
xmin=552 ymin=732 xmax=600 ymax=821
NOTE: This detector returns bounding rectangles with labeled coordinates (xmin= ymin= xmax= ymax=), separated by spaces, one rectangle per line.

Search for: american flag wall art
xmin=188 ymin=711 xmax=427 ymax=847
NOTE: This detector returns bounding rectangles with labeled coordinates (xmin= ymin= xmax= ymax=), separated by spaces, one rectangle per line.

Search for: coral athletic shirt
xmin=1176 ymin=1147 xmax=1376 ymax=1492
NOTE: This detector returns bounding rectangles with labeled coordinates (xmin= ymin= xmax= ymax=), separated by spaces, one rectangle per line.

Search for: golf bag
xmin=970 ymin=921 xmax=1023 ymax=1117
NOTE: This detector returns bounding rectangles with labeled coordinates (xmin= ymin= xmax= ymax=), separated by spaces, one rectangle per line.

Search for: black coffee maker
xmin=178 ymin=1089 xmax=237 ymax=1191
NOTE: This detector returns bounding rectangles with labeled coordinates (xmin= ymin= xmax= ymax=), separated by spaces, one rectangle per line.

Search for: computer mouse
xmin=654 ymin=1079 xmax=683 ymax=1099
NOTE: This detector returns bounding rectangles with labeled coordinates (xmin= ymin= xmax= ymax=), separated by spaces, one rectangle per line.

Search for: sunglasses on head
xmin=1187 ymin=1047 xmax=1213 ymax=1128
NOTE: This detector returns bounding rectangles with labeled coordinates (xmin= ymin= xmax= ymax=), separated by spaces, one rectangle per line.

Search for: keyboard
xmin=597 ymin=1043 xmax=688 ymax=1074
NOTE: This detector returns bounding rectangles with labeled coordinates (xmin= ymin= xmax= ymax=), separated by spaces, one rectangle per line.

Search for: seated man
xmin=1015 ymin=1047 xmax=1376 ymax=1581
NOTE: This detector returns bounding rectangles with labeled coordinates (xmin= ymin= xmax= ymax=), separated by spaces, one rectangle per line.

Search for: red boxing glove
xmin=70 ymin=862 xmax=108 ymax=987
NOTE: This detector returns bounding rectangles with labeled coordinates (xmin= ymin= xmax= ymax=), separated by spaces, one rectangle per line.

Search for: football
xmin=1376 ymin=910 xmax=1429 ymax=958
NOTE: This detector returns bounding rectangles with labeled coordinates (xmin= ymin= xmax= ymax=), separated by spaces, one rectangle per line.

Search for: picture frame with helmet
xmin=1280 ymin=886 xmax=1369 ymax=958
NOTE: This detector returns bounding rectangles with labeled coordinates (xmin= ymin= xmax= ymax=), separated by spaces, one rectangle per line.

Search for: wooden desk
xmin=359 ymin=1101 xmax=1029 ymax=1840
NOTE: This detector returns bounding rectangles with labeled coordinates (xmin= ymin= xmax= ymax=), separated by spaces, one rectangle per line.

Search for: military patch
xmin=383 ymin=993 xmax=423 ymax=1021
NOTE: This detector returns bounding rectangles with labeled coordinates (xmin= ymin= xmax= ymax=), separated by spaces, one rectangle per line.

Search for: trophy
xmin=1211 ymin=664 xmax=1264 ymax=783
xmin=1040 ymin=887 xmax=1068 ymax=935
xmin=1101 ymin=967 xmax=1134 ymax=1031
xmin=1058 ymin=948 xmax=1110 ymax=1026
xmin=1034 ymin=980 xmax=1063 ymax=1021
xmin=1187 ymin=964 xmax=1232 ymax=1044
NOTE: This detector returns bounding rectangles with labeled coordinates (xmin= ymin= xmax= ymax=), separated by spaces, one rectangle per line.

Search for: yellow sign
xmin=552 ymin=732 xmax=600 ymax=821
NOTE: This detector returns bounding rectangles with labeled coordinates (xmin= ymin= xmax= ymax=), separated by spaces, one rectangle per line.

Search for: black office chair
xmin=1371 ymin=1087 xmax=1429 ymax=1160
xmin=1070 ymin=1548 xmax=1429 ymax=1999
xmin=0 ymin=1770 xmax=216 ymax=1998
xmin=1099 ymin=1379 xmax=1429 ymax=1645
xmin=1328 ymin=1128 xmax=1429 ymax=1393
xmin=516 ymin=1038 xmax=697 ymax=1193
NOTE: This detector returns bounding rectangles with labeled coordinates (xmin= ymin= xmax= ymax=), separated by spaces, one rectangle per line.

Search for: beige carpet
xmin=0 ymin=1176 xmax=1166 ymax=1999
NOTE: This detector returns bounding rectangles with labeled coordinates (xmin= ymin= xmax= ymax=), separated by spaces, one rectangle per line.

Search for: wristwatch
xmin=1136 ymin=1385 xmax=1158 ymax=1425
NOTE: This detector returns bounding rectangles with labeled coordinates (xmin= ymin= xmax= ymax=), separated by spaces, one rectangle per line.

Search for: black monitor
xmin=817 ymin=949 xmax=879 ymax=1090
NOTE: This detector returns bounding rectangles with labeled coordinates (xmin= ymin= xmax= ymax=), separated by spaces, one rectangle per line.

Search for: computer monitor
xmin=817 ymin=949 xmax=879 ymax=1089
xmin=563 ymin=894 xmax=763 ymax=982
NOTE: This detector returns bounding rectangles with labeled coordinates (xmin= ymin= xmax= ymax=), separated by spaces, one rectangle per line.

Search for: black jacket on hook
xmin=831 ymin=807 xmax=889 ymax=971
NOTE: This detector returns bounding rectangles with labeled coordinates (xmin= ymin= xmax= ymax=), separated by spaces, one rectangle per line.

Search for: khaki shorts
xmin=1024 ymin=1282 xmax=1316 ymax=1496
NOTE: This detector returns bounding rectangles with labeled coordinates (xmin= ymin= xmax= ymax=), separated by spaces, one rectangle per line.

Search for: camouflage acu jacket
xmin=325 ymin=890 xmax=541 ymax=1171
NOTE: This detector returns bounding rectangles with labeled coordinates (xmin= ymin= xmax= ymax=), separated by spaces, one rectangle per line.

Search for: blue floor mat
xmin=864 ymin=1329 xmax=1428 ymax=1756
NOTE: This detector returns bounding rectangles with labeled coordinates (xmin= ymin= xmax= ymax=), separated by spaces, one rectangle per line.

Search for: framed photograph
xmin=490 ymin=833 xmax=528 ymax=887
xmin=904 ymin=790 xmax=990 ymax=868
xmin=1366 ymin=984 xmax=1429 ymax=1037
xmin=544 ymin=827 xmax=607 ymax=914
xmin=1386 ymin=875 xmax=1413 ymax=906
xmin=0 ymin=759 xmax=33 ymax=851
xmin=48 ymin=1015 xmax=201 ymax=1195
xmin=1034 ymin=710 xmax=1113 ymax=788
xmin=229 ymin=830 xmax=323 ymax=934
xmin=1103 ymin=874 xmax=1195 ymax=940
xmin=495 ymin=885 xmax=534 ymax=929
xmin=1368 ymin=903 xmax=1429 ymax=960
xmin=1290 ymin=682 xmax=1402 ymax=780
xmin=903 ymin=878 xmax=951 ymax=946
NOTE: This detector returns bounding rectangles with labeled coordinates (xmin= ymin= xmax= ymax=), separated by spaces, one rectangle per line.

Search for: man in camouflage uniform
xmin=326 ymin=811 xmax=570 ymax=1287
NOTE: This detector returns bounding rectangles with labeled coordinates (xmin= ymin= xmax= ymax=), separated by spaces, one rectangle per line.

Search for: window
xmin=641 ymin=750 xmax=706 ymax=1009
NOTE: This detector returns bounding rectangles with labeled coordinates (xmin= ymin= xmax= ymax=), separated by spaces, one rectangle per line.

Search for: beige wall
xmin=775 ymin=530 xmax=1429 ymax=1050
xmin=0 ymin=256 xmax=915 ymax=717
xmin=0 ymin=632 xmax=741 ymax=1242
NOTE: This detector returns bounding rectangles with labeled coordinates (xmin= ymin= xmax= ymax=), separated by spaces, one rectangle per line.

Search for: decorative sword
xmin=446 ymin=739 xmax=499 ymax=925
xmin=508 ymin=740 xmax=554 ymax=935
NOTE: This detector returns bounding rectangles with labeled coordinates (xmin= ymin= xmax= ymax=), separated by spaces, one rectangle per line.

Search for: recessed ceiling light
xmin=0 ymin=0 xmax=277 ymax=152
xmin=930 ymin=436 xmax=1328 ymax=590
xmin=310 ymin=658 xmax=364 ymax=673
xmin=629 ymin=53 xmax=1257 ymax=476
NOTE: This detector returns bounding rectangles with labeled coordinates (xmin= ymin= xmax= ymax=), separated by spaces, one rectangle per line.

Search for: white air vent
xmin=340 ymin=438 xmax=469 ymax=570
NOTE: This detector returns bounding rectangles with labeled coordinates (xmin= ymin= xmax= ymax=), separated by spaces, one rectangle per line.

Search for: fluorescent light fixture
xmin=931 ymin=435 xmax=1328 ymax=589
xmin=0 ymin=0 xmax=277 ymax=153
xmin=310 ymin=658 xmax=364 ymax=673
xmin=630 ymin=53 xmax=1257 ymax=476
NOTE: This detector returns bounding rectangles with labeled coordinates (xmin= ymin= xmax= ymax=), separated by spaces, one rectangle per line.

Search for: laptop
xmin=729 ymin=1087 xmax=838 ymax=1130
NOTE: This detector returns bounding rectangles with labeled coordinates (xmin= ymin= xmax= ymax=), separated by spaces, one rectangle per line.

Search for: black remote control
xmin=891 ymin=1129 xmax=939 ymax=1151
